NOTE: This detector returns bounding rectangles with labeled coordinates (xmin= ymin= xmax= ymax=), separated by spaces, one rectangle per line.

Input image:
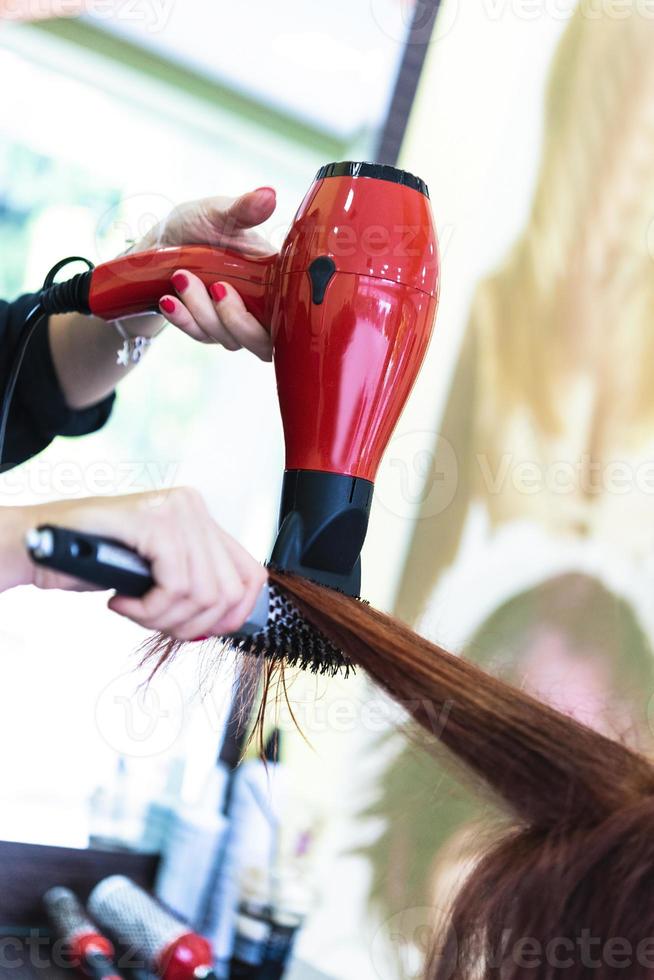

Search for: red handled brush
xmin=43 ymin=887 xmax=123 ymax=980
xmin=88 ymin=876 xmax=216 ymax=980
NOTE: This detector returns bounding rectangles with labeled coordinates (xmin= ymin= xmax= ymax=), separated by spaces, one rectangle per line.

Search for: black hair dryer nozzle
xmin=269 ymin=470 xmax=373 ymax=598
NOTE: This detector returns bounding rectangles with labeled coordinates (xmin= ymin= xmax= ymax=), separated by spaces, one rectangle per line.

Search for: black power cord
xmin=0 ymin=257 xmax=94 ymax=469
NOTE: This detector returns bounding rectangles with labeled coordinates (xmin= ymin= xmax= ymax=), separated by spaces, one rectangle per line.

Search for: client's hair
xmin=364 ymin=573 xmax=654 ymax=953
xmin=267 ymin=570 xmax=654 ymax=980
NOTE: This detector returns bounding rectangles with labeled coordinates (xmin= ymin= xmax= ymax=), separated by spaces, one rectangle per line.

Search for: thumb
xmin=221 ymin=186 xmax=277 ymax=231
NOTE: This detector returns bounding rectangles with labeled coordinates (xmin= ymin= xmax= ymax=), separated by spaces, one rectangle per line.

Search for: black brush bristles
xmin=223 ymin=582 xmax=354 ymax=678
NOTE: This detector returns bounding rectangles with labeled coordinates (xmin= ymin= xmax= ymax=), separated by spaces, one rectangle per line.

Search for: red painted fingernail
xmin=192 ymin=635 xmax=209 ymax=643
xmin=210 ymin=283 xmax=227 ymax=302
xmin=171 ymin=272 xmax=189 ymax=292
xmin=160 ymin=297 xmax=176 ymax=314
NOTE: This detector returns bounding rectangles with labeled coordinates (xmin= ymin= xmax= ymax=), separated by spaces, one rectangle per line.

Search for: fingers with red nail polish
xmin=137 ymin=187 xmax=276 ymax=357
xmin=208 ymin=281 xmax=272 ymax=361
xmin=161 ymin=268 xmax=271 ymax=359
xmin=159 ymin=269 xmax=239 ymax=347
xmin=209 ymin=283 xmax=227 ymax=303
xmin=160 ymin=297 xmax=176 ymax=315
xmin=171 ymin=271 xmax=189 ymax=293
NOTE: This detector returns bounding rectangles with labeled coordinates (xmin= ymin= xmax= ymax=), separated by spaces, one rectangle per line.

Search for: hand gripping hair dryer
xmin=54 ymin=162 xmax=440 ymax=596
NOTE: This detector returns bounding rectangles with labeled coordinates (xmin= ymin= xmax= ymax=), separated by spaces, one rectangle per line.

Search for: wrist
xmin=112 ymin=316 xmax=166 ymax=368
xmin=120 ymin=313 xmax=166 ymax=339
xmin=0 ymin=507 xmax=36 ymax=591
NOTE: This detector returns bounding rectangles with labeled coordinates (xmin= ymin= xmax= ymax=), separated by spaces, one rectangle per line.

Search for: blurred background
xmin=1 ymin=1 xmax=654 ymax=977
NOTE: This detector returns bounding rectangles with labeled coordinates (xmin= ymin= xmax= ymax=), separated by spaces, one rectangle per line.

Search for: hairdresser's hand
xmin=2 ymin=489 xmax=267 ymax=640
xmin=136 ymin=189 xmax=276 ymax=361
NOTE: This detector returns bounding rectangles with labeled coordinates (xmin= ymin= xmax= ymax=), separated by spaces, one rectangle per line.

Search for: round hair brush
xmin=88 ymin=876 xmax=216 ymax=980
xmin=26 ymin=527 xmax=350 ymax=676
xmin=43 ymin=887 xmax=122 ymax=980
xmin=231 ymin=577 xmax=352 ymax=676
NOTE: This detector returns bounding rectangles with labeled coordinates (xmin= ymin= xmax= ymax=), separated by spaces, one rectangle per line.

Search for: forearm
xmin=49 ymin=311 xmax=165 ymax=410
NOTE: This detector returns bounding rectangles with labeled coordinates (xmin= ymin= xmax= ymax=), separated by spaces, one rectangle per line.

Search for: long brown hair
xmin=267 ymin=569 xmax=654 ymax=979
xmin=363 ymin=573 xmax=654 ymax=949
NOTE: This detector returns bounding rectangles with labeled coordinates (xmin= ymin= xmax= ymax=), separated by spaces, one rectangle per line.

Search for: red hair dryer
xmin=60 ymin=162 xmax=440 ymax=595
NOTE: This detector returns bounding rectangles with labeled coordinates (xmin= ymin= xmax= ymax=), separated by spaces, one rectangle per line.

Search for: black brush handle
xmin=26 ymin=525 xmax=154 ymax=597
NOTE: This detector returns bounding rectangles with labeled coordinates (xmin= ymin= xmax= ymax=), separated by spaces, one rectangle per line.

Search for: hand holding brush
xmin=12 ymin=487 xmax=266 ymax=640
xmin=25 ymin=502 xmax=349 ymax=674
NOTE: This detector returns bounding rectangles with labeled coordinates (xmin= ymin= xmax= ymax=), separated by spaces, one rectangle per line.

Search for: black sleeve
xmin=0 ymin=292 xmax=115 ymax=470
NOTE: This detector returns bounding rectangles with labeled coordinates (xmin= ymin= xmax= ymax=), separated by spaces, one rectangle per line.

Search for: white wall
xmin=364 ymin=0 xmax=570 ymax=613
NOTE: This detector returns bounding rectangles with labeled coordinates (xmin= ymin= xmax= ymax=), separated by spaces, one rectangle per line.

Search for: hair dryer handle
xmin=88 ymin=245 xmax=277 ymax=325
